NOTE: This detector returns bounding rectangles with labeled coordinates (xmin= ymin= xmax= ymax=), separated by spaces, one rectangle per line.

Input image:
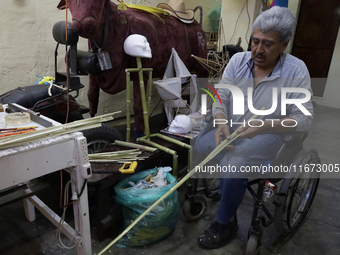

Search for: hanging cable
xmin=56 ymin=180 xmax=80 ymax=249
xmin=245 ymin=0 xmax=251 ymax=45
xmin=65 ymin=0 xmax=70 ymax=124
xmin=226 ymin=0 xmax=247 ymax=45
xmin=59 ymin=0 xmax=72 ymax=215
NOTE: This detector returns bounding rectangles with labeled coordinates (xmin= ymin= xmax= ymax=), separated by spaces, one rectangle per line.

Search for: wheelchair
xmin=183 ymin=131 xmax=321 ymax=254
xmin=245 ymin=132 xmax=321 ymax=254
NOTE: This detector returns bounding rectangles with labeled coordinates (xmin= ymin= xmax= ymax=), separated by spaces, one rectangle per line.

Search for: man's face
xmin=251 ymin=28 xmax=288 ymax=70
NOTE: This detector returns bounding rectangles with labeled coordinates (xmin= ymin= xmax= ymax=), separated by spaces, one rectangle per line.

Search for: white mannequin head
xmin=124 ymin=34 xmax=152 ymax=58
xmin=168 ymin=115 xmax=192 ymax=134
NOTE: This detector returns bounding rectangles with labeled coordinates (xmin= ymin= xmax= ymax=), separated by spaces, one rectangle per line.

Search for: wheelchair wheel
xmin=182 ymin=196 xmax=207 ymax=221
xmin=246 ymin=234 xmax=260 ymax=255
xmin=274 ymin=147 xmax=320 ymax=235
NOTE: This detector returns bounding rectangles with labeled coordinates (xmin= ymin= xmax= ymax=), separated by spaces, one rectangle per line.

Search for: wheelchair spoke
xmin=274 ymin=147 xmax=321 ymax=235
xmin=288 ymin=173 xmax=318 ymax=228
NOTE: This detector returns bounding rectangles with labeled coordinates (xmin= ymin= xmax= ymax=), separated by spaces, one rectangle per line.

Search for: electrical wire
xmin=56 ymin=180 xmax=80 ymax=249
xmin=65 ymin=0 xmax=70 ymax=124
xmin=245 ymin=0 xmax=251 ymax=45
xmin=59 ymin=170 xmax=74 ymax=209
xmin=58 ymin=0 xmax=73 ymax=230
xmin=56 ymin=177 xmax=87 ymax=249
xmin=226 ymin=0 xmax=247 ymax=45
xmin=78 ymin=179 xmax=87 ymax=198
xmin=59 ymin=170 xmax=64 ymax=209
xmin=59 ymin=0 xmax=68 ymax=213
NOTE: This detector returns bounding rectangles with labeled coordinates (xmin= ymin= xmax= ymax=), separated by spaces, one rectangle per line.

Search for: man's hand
xmin=214 ymin=124 xmax=235 ymax=151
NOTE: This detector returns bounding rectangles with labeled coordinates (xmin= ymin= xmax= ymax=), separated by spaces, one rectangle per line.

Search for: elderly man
xmin=195 ymin=6 xmax=314 ymax=249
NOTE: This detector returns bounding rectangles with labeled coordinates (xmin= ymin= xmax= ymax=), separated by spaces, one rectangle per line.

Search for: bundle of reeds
xmin=88 ymin=149 xmax=148 ymax=162
xmin=0 ymin=112 xmax=120 ymax=150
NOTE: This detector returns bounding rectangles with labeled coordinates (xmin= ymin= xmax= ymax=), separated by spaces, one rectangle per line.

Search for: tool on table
xmin=0 ymin=127 xmax=36 ymax=138
xmin=119 ymin=161 xmax=138 ymax=174
xmin=0 ymin=126 xmax=37 ymax=132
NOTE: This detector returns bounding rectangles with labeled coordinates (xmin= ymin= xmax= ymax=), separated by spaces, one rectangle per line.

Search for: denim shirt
xmin=212 ymin=51 xmax=314 ymax=132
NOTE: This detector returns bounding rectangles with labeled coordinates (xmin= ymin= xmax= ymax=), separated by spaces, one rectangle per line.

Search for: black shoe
xmin=197 ymin=216 xmax=238 ymax=249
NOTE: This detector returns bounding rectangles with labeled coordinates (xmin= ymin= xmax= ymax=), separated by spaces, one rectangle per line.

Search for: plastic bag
xmin=114 ymin=168 xmax=180 ymax=246
xmin=209 ymin=5 xmax=221 ymax=32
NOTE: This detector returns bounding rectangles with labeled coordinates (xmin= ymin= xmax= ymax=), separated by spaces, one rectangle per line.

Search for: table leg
xmin=23 ymin=198 xmax=36 ymax=222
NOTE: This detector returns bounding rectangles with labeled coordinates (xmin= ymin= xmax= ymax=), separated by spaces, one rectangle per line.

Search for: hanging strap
xmin=91 ymin=0 xmax=110 ymax=52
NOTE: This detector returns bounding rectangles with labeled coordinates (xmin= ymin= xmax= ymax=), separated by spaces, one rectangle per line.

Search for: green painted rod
xmin=126 ymin=72 xmax=131 ymax=141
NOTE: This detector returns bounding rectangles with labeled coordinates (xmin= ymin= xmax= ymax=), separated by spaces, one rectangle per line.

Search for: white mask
xmin=168 ymin=115 xmax=192 ymax=134
xmin=124 ymin=34 xmax=152 ymax=58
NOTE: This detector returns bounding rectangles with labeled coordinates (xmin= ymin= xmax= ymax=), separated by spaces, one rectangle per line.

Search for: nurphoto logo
xmin=198 ymin=83 xmax=222 ymax=115
xmin=200 ymin=84 xmax=312 ymax=128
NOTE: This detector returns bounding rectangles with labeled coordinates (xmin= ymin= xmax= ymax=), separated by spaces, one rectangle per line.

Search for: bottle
xmin=262 ymin=181 xmax=277 ymax=203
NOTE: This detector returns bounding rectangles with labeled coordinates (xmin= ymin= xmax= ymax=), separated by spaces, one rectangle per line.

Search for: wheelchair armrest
xmin=282 ymin=131 xmax=308 ymax=144
xmin=272 ymin=132 xmax=308 ymax=166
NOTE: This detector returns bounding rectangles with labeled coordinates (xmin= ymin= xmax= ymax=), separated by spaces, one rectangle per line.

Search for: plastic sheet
xmin=209 ymin=5 xmax=221 ymax=32
xmin=114 ymin=168 xmax=180 ymax=246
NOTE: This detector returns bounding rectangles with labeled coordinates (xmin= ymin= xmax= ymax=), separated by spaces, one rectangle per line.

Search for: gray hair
xmin=251 ymin=6 xmax=296 ymax=43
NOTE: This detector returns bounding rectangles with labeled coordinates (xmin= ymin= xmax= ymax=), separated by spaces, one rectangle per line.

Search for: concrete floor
xmin=1 ymin=104 xmax=339 ymax=255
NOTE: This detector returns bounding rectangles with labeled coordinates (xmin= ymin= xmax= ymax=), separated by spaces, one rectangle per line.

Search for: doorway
xmin=291 ymin=0 xmax=340 ymax=96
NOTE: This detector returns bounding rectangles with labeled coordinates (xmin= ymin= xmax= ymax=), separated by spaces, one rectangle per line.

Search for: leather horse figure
xmin=57 ymin=0 xmax=207 ymax=134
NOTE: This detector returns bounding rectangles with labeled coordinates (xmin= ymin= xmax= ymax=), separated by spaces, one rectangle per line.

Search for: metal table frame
xmin=0 ymin=105 xmax=92 ymax=255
